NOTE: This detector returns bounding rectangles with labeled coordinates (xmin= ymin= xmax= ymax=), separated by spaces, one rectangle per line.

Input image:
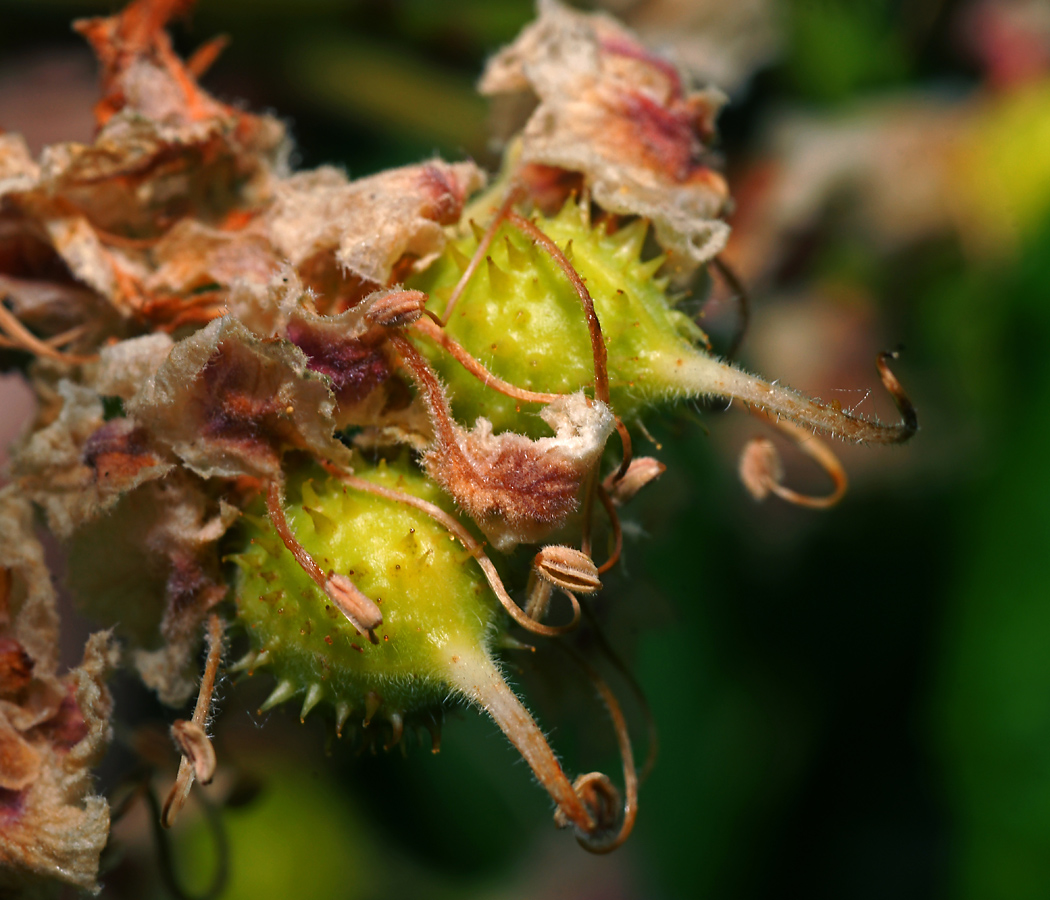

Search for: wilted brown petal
xmin=0 ymin=488 xmax=118 ymax=895
xmin=127 ymin=316 xmax=349 ymax=481
xmin=424 ymin=389 xmax=615 ymax=552
xmin=12 ymin=381 xmax=172 ymax=538
xmin=264 ymin=160 xmax=485 ymax=297
xmin=480 ymin=0 xmax=730 ymax=270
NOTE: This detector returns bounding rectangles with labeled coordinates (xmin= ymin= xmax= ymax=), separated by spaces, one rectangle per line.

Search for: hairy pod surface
xmin=410 ymin=197 xmax=706 ymax=436
xmin=231 ymin=459 xmax=503 ymax=728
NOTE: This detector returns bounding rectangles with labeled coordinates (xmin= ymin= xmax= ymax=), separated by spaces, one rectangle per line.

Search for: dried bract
xmin=0 ymin=490 xmax=118 ymax=896
xmin=480 ymin=0 xmax=730 ymax=270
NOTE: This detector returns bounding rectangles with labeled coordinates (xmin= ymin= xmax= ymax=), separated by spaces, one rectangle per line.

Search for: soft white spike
xmin=335 ymin=701 xmax=352 ymax=737
xmin=299 ymin=683 xmax=324 ymax=722
xmin=258 ymin=679 xmax=297 ymax=713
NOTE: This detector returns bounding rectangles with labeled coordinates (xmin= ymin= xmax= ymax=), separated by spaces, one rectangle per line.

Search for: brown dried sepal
xmin=263 ymin=160 xmax=485 ymax=307
xmin=480 ymin=0 xmax=730 ymax=269
xmin=11 ymin=381 xmax=173 ymax=538
xmin=127 ymin=316 xmax=349 ymax=481
xmin=0 ymin=488 xmax=118 ymax=895
xmin=411 ymin=347 xmax=615 ymax=551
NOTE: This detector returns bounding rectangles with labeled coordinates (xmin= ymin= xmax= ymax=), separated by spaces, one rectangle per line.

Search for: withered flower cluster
xmin=0 ymin=0 xmax=916 ymax=892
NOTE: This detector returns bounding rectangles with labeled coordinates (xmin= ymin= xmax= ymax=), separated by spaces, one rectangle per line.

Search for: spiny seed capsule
xmin=410 ymin=196 xmax=694 ymax=437
xmin=409 ymin=194 xmax=916 ymax=451
xmin=231 ymin=459 xmax=502 ymax=735
xmin=230 ymin=457 xmax=633 ymax=849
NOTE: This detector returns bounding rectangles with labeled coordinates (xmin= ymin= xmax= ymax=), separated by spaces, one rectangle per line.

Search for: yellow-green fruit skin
xmin=409 ymin=198 xmax=708 ymax=437
xmin=232 ymin=460 xmax=502 ymax=718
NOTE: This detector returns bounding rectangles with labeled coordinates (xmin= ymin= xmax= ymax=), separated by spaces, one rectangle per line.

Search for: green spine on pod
xmin=409 ymin=197 xmax=708 ymax=437
xmin=230 ymin=458 xmax=503 ymax=726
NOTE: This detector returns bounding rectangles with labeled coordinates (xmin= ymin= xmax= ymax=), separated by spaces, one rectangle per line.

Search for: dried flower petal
xmin=127 ymin=316 xmax=349 ymax=481
xmin=264 ymin=161 xmax=485 ymax=303
xmin=0 ymin=489 xmax=118 ymax=895
xmin=480 ymin=0 xmax=730 ymax=269
xmin=12 ymin=381 xmax=172 ymax=538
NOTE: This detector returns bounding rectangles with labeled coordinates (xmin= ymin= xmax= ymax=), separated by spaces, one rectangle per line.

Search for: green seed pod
xmin=231 ymin=458 xmax=501 ymax=733
xmin=409 ymin=195 xmax=915 ymax=448
xmin=229 ymin=456 xmax=631 ymax=848
xmin=410 ymin=197 xmax=701 ymax=437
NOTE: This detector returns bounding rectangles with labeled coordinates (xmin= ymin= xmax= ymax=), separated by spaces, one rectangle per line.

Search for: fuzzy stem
xmin=444 ymin=649 xmax=596 ymax=836
xmin=659 ymin=349 xmax=917 ymax=444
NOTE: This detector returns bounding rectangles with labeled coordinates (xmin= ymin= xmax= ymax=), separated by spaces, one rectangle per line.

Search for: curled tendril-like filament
xmin=739 ymin=415 xmax=848 ymax=509
xmin=709 ymin=255 xmax=750 ymax=362
xmin=162 ymin=613 xmax=225 ymax=829
xmin=552 ymin=645 xmax=639 ymax=853
xmin=265 ymin=482 xmax=382 ymax=643
xmin=411 ymin=314 xmax=562 ymax=405
xmin=440 ymin=185 xmax=523 ymax=326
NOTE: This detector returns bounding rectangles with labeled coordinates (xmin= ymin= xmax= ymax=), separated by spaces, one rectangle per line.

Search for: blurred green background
xmin=4 ymin=0 xmax=1050 ymax=897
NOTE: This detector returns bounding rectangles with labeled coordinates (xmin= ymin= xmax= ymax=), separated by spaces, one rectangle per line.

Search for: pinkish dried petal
xmin=480 ymin=0 xmax=730 ymax=269
xmin=11 ymin=381 xmax=173 ymax=538
xmin=127 ymin=316 xmax=349 ymax=481
xmin=264 ymin=160 xmax=485 ymax=289
xmin=425 ymin=392 xmax=614 ymax=552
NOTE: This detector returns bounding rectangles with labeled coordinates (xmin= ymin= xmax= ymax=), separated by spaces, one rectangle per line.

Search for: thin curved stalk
xmin=444 ymin=650 xmax=596 ymax=836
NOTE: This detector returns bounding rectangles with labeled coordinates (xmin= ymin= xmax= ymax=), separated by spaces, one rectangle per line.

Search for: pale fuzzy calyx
xmin=427 ymin=392 xmax=614 ymax=553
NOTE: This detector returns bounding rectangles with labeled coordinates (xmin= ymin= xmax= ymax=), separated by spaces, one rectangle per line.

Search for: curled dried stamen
xmin=162 ymin=614 xmax=224 ymax=829
xmin=609 ymin=416 xmax=634 ymax=486
xmin=603 ymin=456 xmax=666 ymax=506
xmin=579 ymin=599 xmax=658 ymax=781
xmin=711 ymin=255 xmax=750 ymax=361
xmin=329 ymin=469 xmax=582 ymax=637
xmin=0 ymin=303 xmax=97 ymax=364
xmin=739 ymin=416 xmax=847 ymax=510
xmin=441 ymin=186 xmax=522 ymax=326
xmin=525 ymin=546 xmax=601 ymax=623
xmin=170 ymin=720 xmax=216 ymax=786
xmin=554 ymin=647 xmax=639 ymax=854
xmin=595 ymin=486 xmax=623 ymax=575
xmin=507 ymin=210 xmax=610 ymax=406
